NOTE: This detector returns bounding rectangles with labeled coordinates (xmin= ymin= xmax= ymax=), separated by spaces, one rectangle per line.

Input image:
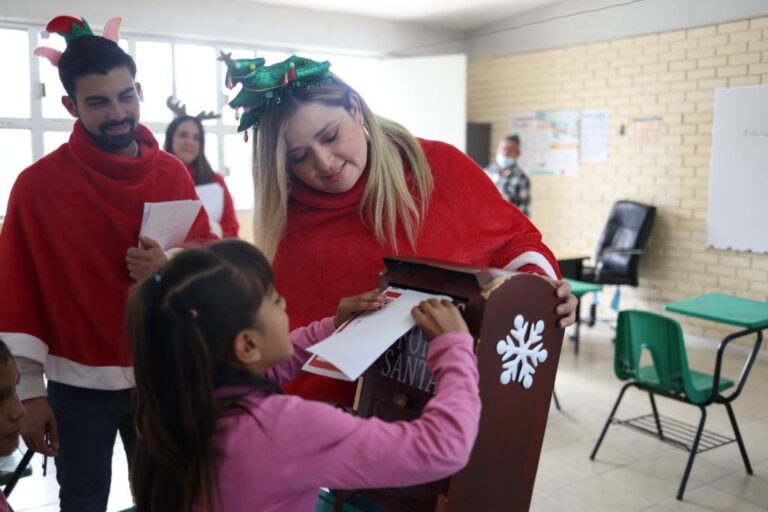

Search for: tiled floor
xmin=6 ymin=324 xmax=768 ymax=511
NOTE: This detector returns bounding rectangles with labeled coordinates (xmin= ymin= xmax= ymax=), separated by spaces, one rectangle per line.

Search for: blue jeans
xmin=47 ymin=381 xmax=136 ymax=512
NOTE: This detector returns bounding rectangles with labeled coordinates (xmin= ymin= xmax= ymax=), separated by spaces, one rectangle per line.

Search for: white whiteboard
xmin=707 ymin=85 xmax=768 ymax=253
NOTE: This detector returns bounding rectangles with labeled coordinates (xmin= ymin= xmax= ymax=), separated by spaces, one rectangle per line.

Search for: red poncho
xmin=275 ymin=139 xmax=560 ymax=404
xmin=0 ymin=121 xmax=214 ymax=389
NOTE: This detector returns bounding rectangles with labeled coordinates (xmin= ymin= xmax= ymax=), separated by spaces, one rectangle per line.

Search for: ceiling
xmin=240 ymin=0 xmax=565 ymax=31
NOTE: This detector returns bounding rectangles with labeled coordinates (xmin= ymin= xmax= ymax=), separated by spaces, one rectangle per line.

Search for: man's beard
xmin=85 ymin=117 xmax=137 ymax=152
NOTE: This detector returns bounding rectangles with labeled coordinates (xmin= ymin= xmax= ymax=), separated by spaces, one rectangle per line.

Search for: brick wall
xmin=468 ymin=17 xmax=768 ymax=344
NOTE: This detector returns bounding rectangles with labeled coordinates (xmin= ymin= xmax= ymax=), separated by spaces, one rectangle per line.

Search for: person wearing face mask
xmin=222 ymin=54 xmax=575 ymax=405
xmin=484 ymin=134 xmax=530 ymax=217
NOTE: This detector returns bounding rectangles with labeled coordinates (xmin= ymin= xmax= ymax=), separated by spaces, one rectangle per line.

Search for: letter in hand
xmin=411 ymin=299 xmax=469 ymax=342
xmin=334 ymin=290 xmax=388 ymax=328
xmin=20 ymin=397 xmax=59 ymax=457
xmin=125 ymin=235 xmax=169 ymax=281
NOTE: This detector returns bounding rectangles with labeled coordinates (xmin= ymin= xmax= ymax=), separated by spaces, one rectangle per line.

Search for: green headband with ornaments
xmin=219 ymin=53 xmax=332 ymax=137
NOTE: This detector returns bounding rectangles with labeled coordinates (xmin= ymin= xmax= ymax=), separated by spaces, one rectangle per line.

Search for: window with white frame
xmin=0 ymin=22 xmax=384 ymax=216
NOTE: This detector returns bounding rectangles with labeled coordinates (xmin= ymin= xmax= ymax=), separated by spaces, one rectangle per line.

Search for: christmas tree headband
xmin=220 ymin=52 xmax=332 ymax=135
xmin=33 ymin=16 xmax=123 ymax=67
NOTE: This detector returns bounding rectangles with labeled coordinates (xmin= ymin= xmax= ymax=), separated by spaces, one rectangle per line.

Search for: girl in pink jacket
xmin=127 ymin=239 xmax=480 ymax=511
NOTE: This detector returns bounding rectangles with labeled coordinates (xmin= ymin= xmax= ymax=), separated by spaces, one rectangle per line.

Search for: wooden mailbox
xmin=342 ymin=257 xmax=564 ymax=512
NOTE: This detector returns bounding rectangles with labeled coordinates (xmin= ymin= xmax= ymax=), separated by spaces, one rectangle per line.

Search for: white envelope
xmin=140 ymin=200 xmax=202 ymax=250
xmin=303 ymin=287 xmax=450 ymax=381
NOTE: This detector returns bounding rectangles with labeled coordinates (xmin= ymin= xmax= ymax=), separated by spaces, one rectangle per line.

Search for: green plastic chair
xmin=590 ymin=310 xmax=755 ymax=500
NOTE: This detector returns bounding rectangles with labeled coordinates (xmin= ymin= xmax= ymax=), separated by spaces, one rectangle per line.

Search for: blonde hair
xmin=252 ymin=75 xmax=433 ymax=260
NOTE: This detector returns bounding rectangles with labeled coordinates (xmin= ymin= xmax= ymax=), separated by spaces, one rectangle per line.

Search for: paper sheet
xmin=139 ymin=200 xmax=201 ymax=250
xmin=302 ymin=288 xmax=450 ymax=381
xmin=580 ymin=109 xmax=609 ymax=163
xmin=195 ymin=183 xmax=224 ymax=224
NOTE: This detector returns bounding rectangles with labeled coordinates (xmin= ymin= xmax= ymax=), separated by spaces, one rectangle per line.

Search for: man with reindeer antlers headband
xmin=0 ymin=15 xmax=215 ymax=512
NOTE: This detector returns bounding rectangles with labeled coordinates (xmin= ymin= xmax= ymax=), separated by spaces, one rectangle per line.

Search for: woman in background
xmin=164 ymin=108 xmax=239 ymax=238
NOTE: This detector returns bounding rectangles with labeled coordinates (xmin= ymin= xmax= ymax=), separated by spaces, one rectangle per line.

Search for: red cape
xmin=0 ymin=121 xmax=213 ymax=372
xmin=275 ymin=139 xmax=559 ymax=404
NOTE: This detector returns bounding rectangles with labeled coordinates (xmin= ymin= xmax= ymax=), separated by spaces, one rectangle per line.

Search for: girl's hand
xmin=411 ymin=299 xmax=468 ymax=342
xmin=334 ymin=290 xmax=387 ymax=328
xmin=538 ymin=276 xmax=578 ymax=328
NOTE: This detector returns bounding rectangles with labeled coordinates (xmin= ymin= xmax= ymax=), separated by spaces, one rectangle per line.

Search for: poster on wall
xmin=631 ymin=116 xmax=664 ymax=144
xmin=509 ymin=110 xmax=579 ymax=176
xmin=580 ymin=109 xmax=609 ymax=163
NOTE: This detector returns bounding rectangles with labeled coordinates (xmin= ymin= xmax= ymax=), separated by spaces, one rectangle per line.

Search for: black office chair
xmin=580 ymin=200 xmax=656 ymax=325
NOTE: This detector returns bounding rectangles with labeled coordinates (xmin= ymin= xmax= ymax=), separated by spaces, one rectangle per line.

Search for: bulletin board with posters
xmin=509 ymin=110 xmax=580 ymax=176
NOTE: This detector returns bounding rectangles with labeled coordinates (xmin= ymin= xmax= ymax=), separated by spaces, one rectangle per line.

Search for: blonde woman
xmin=224 ymin=54 xmax=577 ymax=404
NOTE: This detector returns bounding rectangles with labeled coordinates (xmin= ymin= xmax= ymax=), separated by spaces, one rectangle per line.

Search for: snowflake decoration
xmin=496 ymin=314 xmax=548 ymax=389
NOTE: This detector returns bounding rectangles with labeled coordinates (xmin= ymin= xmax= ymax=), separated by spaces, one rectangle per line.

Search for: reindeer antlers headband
xmin=166 ymin=96 xmax=221 ymax=122
xmin=34 ymin=16 xmax=122 ymax=67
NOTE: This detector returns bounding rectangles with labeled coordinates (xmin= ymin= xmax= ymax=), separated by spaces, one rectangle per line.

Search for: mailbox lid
xmin=382 ymin=257 xmax=513 ymax=290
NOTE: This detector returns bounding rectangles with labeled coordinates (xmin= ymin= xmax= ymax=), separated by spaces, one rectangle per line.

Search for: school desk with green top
xmin=664 ymin=292 xmax=768 ymax=331
xmin=590 ymin=293 xmax=766 ymax=500
xmin=664 ymin=292 xmax=767 ymax=402
xmin=563 ymin=278 xmax=603 ymax=354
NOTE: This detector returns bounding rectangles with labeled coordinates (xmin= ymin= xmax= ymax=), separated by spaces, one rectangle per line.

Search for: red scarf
xmin=0 ymin=121 xmax=213 ymax=368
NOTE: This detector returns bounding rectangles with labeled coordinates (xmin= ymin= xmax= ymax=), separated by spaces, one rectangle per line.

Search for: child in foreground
xmin=0 ymin=339 xmax=27 ymax=512
xmin=127 ymin=240 xmax=480 ymax=511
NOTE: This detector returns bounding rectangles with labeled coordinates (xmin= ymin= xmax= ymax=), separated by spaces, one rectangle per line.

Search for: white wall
xmin=7 ymin=0 xmax=768 ymax=61
xmin=1 ymin=0 xmax=466 ymax=57
xmin=372 ymin=55 xmax=467 ymax=151
xmin=466 ymin=0 xmax=768 ymax=59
